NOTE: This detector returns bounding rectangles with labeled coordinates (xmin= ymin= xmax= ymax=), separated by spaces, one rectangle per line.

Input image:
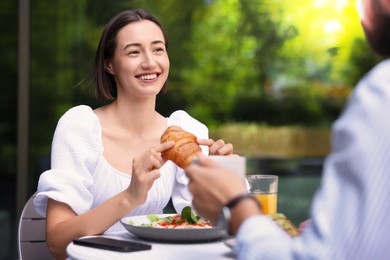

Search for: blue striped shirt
xmin=235 ymin=59 xmax=390 ymax=260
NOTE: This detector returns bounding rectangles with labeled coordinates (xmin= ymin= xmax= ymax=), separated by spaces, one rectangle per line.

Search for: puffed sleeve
xmin=167 ymin=110 xmax=209 ymax=212
xmin=33 ymin=105 xmax=102 ymax=217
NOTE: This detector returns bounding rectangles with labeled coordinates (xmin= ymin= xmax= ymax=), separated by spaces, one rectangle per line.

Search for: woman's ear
xmin=105 ymin=61 xmax=114 ymax=74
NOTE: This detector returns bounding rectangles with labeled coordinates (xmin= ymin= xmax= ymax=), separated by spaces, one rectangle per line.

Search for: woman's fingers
xmin=127 ymin=142 xmax=175 ymax=205
xmin=197 ymin=138 xmax=215 ymax=147
xmin=157 ymin=140 xmax=175 ymax=152
xmin=133 ymin=141 xmax=174 ymax=172
xmin=197 ymin=138 xmax=234 ymax=155
xmin=215 ymin=142 xmax=234 ymax=155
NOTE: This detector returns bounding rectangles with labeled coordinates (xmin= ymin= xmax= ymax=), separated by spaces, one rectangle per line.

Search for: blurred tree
xmin=30 ymin=0 xmax=88 ymax=161
xmin=25 ymin=0 xmax=382 ymax=165
xmin=179 ymin=0 xmax=296 ymax=125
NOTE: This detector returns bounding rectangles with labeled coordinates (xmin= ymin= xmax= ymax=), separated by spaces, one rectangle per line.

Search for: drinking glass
xmin=246 ymin=175 xmax=278 ymax=214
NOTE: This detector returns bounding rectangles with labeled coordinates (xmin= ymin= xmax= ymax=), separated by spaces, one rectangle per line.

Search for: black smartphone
xmin=73 ymin=237 xmax=152 ymax=252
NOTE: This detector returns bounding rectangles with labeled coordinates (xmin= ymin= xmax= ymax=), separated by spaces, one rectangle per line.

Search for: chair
xmin=18 ymin=192 xmax=52 ymax=260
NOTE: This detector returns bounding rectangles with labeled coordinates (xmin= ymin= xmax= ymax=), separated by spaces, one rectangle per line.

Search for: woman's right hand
xmin=45 ymin=140 xmax=174 ymax=260
xmin=126 ymin=140 xmax=175 ymax=206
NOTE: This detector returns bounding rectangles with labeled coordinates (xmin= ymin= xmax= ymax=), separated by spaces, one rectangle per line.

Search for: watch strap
xmin=225 ymin=193 xmax=261 ymax=210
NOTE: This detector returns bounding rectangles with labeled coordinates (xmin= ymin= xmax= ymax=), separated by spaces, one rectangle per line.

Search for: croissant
xmin=160 ymin=126 xmax=201 ymax=169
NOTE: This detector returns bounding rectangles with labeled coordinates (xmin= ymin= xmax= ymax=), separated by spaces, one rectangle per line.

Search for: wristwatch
xmin=217 ymin=194 xmax=261 ymax=235
xmin=218 ymin=205 xmax=231 ymax=236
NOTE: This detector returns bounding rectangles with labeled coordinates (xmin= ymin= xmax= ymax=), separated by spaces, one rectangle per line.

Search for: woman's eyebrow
xmin=123 ymin=43 xmax=141 ymax=51
xmin=151 ymin=40 xmax=165 ymax=45
xmin=123 ymin=40 xmax=165 ymax=51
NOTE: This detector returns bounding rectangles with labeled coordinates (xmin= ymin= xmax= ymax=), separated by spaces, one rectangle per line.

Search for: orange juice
xmin=252 ymin=193 xmax=277 ymax=214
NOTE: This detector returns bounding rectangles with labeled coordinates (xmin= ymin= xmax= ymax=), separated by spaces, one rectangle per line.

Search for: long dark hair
xmin=93 ymin=9 xmax=169 ymax=100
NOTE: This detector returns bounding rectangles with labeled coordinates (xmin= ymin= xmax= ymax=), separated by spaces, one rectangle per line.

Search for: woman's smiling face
xmin=106 ymin=19 xmax=170 ymax=98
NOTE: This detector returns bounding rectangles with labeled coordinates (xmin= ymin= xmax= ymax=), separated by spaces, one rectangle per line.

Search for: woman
xmin=34 ymin=9 xmax=233 ymax=259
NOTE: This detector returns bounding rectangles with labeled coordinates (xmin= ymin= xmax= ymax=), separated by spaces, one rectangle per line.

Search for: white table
xmin=66 ymin=231 xmax=234 ymax=260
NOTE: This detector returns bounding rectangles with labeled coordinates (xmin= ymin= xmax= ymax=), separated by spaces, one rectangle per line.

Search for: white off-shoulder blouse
xmin=33 ymin=105 xmax=208 ymax=233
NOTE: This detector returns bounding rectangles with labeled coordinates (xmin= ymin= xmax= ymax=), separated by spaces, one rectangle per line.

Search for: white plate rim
xmin=120 ymin=214 xmax=225 ymax=242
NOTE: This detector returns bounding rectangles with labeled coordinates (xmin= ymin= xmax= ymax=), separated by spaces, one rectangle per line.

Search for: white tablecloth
xmin=66 ymin=231 xmax=234 ymax=260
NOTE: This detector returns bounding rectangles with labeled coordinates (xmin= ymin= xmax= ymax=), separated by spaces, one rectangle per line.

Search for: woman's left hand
xmin=197 ymin=138 xmax=234 ymax=155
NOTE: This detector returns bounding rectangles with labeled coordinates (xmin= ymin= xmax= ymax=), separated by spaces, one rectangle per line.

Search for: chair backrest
xmin=18 ymin=192 xmax=53 ymax=260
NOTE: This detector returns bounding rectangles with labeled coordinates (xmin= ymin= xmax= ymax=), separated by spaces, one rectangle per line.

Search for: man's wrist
xmin=221 ymin=193 xmax=262 ymax=235
xmin=228 ymin=195 xmax=262 ymax=235
xmin=226 ymin=193 xmax=261 ymax=210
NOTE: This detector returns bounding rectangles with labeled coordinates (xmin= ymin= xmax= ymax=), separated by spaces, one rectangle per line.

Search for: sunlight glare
xmin=325 ymin=20 xmax=342 ymax=33
xmin=314 ymin=0 xmax=349 ymax=10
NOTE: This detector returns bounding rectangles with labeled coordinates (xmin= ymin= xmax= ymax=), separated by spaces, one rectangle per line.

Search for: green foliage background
xmin=0 ymin=0 xmax=383 ymax=176
xmin=0 ymin=2 xmax=384 ymax=255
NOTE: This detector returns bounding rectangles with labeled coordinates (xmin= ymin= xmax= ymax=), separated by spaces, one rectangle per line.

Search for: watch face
xmin=218 ymin=206 xmax=231 ymax=236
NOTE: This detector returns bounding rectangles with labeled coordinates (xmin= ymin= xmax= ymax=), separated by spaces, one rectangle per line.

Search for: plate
xmin=121 ymin=214 xmax=225 ymax=242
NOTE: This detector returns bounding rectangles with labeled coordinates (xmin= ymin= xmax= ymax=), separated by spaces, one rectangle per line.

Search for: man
xmin=185 ymin=0 xmax=390 ymax=259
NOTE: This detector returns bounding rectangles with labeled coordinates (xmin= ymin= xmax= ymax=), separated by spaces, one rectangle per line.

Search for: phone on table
xmin=73 ymin=237 xmax=152 ymax=252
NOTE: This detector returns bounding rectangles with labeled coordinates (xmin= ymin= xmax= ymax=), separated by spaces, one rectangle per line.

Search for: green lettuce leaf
xmin=181 ymin=206 xmax=200 ymax=224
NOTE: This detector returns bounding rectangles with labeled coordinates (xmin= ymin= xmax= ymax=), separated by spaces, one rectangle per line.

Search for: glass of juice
xmin=246 ymin=175 xmax=278 ymax=214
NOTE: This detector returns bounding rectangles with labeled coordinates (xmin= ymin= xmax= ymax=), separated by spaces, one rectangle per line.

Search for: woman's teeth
xmin=139 ymin=74 xmax=157 ymax=80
